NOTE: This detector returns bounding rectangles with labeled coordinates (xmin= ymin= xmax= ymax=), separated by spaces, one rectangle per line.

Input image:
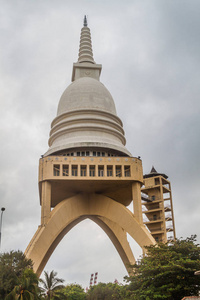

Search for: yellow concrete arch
xmin=88 ymin=215 xmax=136 ymax=274
xmin=25 ymin=193 xmax=155 ymax=276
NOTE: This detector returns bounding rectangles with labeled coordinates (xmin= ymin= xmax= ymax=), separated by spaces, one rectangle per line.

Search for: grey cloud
xmin=0 ymin=0 xmax=199 ymax=288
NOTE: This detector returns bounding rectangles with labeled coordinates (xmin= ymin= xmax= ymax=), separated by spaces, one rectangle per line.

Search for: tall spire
xmin=84 ymin=15 xmax=87 ymax=27
xmin=71 ymin=17 xmax=102 ymax=82
xmin=78 ymin=16 xmax=94 ymax=64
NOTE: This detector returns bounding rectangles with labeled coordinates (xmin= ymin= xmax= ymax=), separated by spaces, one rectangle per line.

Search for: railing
xmin=143 ymin=217 xmax=162 ymax=223
xmin=141 ymin=194 xmax=161 ymax=203
xmin=150 ymin=228 xmax=164 ymax=233
xmin=142 ymin=206 xmax=161 ymax=212
xmin=141 ymin=193 xmax=152 ymax=202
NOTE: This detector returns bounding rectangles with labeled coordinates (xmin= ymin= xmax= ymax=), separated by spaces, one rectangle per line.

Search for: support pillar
xmin=132 ymin=182 xmax=143 ymax=224
xmin=41 ymin=181 xmax=51 ymax=225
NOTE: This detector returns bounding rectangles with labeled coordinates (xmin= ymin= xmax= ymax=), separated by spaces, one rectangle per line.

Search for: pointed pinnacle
xmin=150 ymin=166 xmax=157 ymax=173
xmin=78 ymin=19 xmax=94 ymax=64
xmin=84 ymin=15 xmax=88 ymax=27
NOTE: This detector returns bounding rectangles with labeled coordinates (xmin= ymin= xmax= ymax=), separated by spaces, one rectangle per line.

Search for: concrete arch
xmin=88 ymin=215 xmax=136 ymax=274
xmin=25 ymin=193 xmax=155 ymax=276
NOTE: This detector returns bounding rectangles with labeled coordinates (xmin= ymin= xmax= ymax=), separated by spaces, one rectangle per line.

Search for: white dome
xmin=57 ymin=77 xmax=117 ymax=116
xmin=44 ymin=76 xmax=132 ymax=156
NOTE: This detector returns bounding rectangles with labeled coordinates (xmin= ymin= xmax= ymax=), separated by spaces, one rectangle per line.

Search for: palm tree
xmin=5 ymin=277 xmax=40 ymax=300
xmin=39 ymin=270 xmax=64 ymax=300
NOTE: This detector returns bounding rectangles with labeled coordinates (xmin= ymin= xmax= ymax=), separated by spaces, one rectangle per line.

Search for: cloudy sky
xmin=0 ymin=0 xmax=200 ymax=288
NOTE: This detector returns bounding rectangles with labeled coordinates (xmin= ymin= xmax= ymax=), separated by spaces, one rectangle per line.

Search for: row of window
xmin=63 ymin=151 xmax=117 ymax=157
xmin=53 ymin=164 xmax=131 ymax=177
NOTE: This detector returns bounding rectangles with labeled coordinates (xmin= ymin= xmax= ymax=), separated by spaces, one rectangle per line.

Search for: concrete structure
xmin=142 ymin=167 xmax=176 ymax=243
xmin=25 ymin=17 xmax=175 ymax=276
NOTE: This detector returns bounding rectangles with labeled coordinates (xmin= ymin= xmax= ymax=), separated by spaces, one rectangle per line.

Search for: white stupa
xmin=45 ymin=16 xmax=131 ymax=157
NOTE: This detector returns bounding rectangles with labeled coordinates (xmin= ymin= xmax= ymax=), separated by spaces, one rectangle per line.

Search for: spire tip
xmin=84 ymin=15 xmax=88 ymax=27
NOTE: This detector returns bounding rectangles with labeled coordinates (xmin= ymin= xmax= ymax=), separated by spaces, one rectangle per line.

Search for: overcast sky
xmin=0 ymin=0 xmax=200 ymax=289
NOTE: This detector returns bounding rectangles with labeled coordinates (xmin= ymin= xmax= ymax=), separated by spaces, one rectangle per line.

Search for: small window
xmin=67 ymin=153 xmax=70 ymax=156
xmin=98 ymin=166 xmax=104 ymax=177
xmin=72 ymin=165 xmax=78 ymax=176
xmin=90 ymin=165 xmax=95 ymax=177
xmin=124 ymin=166 xmax=131 ymax=177
xmin=155 ymin=237 xmax=159 ymax=242
xmin=93 ymin=151 xmax=96 ymax=156
xmin=152 ymin=195 xmax=155 ymax=201
xmin=81 ymin=151 xmax=85 ymax=156
xmin=107 ymin=166 xmax=113 ymax=177
xmin=71 ymin=153 xmax=74 ymax=156
xmin=153 ymin=214 xmax=157 ymax=221
xmin=86 ymin=151 xmax=90 ymax=156
xmin=116 ymin=166 xmax=122 ymax=177
xmin=54 ymin=165 xmax=60 ymax=176
xmin=81 ymin=165 xmax=87 ymax=176
xmin=102 ymin=152 xmax=105 ymax=157
xmin=77 ymin=152 xmax=80 ymax=156
xmin=97 ymin=152 xmax=101 ymax=157
xmin=63 ymin=165 xmax=69 ymax=176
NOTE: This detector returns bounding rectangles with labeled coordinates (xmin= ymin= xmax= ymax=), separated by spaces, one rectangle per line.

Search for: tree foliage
xmin=57 ymin=284 xmax=86 ymax=300
xmin=5 ymin=273 xmax=40 ymax=300
xmin=2 ymin=237 xmax=200 ymax=300
xmin=0 ymin=250 xmax=33 ymax=299
xmin=86 ymin=282 xmax=126 ymax=300
xmin=39 ymin=270 xmax=64 ymax=299
xmin=125 ymin=235 xmax=200 ymax=300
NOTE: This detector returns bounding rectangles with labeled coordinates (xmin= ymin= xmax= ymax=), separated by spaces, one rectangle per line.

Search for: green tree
xmin=39 ymin=271 xmax=64 ymax=300
xmin=5 ymin=273 xmax=40 ymax=300
xmin=0 ymin=250 xmax=33 ymax=299
xmin=125 ymin=235 xmax=200 ymax=300
xmin=86 ymin=282 xmax=126 ymax=300
xmin=57 ymin=284 xmax=86 ymax=300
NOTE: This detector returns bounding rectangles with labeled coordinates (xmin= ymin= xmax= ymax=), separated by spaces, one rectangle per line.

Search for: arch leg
xmin=90 ymin=216 xmax=135 ymax=274
xmin=25 ymin=193 xmax=155 ymax=276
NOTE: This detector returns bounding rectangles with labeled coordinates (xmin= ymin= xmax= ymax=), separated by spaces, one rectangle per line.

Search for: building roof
xmin=143 ymin=166 xmax=168 ymax=179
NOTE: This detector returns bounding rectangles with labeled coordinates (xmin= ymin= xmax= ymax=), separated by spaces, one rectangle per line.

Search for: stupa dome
xmin=57 ymin=77 xmax=117 ymax=116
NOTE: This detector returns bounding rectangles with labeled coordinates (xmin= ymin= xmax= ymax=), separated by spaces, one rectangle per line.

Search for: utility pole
xmin=0 ymin=207 xmax=5 ymax=249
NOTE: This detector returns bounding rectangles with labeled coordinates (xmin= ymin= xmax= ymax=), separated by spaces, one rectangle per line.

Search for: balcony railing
xmin=142 ymin=206 xmax=161 ymax=212
xmin=141 ymin=193 xmax=161 ymax=202
xmin=143 ymin=217 xmax=162 ymax=223
xmin=150 ymin=228 xmax=164 ymax=233
xmin=39 ymin=155 xmax=143 ymax=182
